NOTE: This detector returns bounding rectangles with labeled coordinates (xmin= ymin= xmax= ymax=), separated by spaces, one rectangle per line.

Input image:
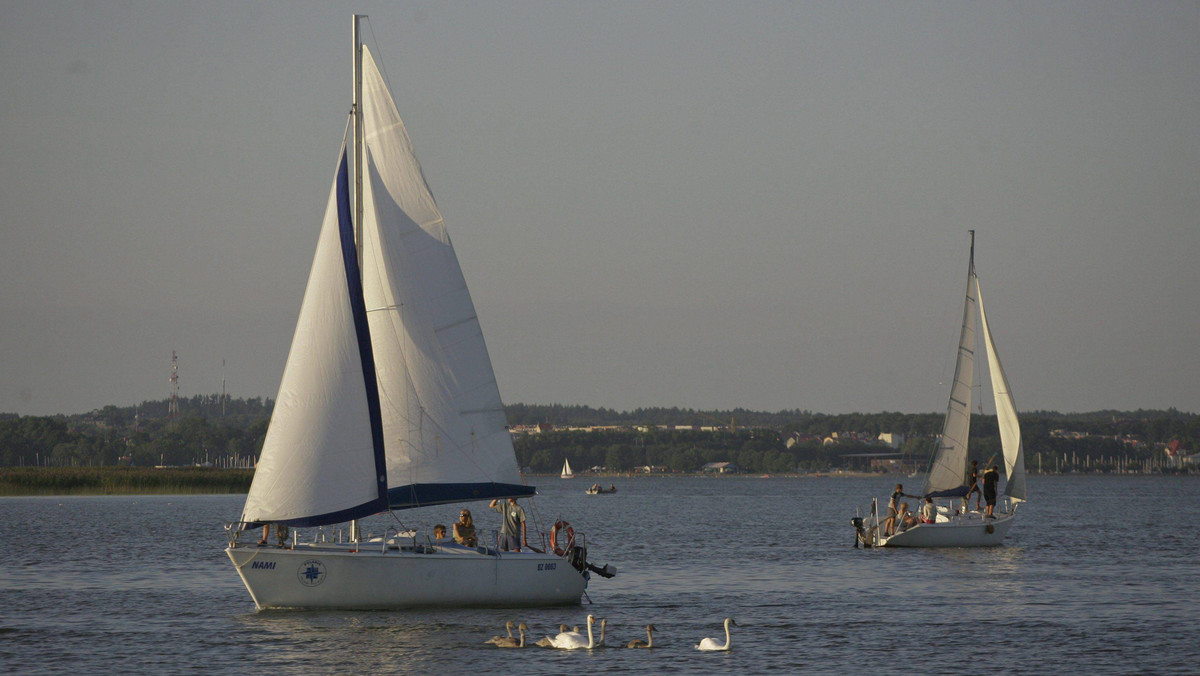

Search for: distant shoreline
xmin=1 ymin=467 xmax=1187 ymax=497
xmin=0 ymin=467 xmax=253 ymax=496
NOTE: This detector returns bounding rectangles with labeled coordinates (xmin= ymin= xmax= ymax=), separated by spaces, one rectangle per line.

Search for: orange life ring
xmin=551 ymin=519 xmax=575 ymax=556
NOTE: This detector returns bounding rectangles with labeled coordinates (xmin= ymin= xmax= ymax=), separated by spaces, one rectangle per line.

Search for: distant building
xmin=878 ymin=432 xmax=906 ymax=449
xmin=702 ymin=461 xmax=738 ymax=474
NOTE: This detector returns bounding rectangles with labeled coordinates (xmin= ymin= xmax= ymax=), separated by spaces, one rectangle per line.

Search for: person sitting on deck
xmin=453 ymin=510 xmax=477 ymax=547
xmin=898 ymin=502 xmax=918 ymax=531
xmin=920 ymin=497 xmax=937 ymax=524
xmin=432 ymin=524 xmax=448 ymax=542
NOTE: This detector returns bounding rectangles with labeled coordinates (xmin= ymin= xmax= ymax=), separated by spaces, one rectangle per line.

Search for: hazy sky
xmin=2 ymin=1 xmax=1197 ymax=417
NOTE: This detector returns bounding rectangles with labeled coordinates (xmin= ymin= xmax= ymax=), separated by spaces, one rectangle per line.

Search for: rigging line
xmin=385 ymin=509 xmax=411 ymax=534
xmin=363 ymin=19 xmax=394 ymax=104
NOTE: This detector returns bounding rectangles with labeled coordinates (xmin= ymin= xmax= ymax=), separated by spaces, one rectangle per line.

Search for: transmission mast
xmin=169 ymin=350 xmax=180 ymax=420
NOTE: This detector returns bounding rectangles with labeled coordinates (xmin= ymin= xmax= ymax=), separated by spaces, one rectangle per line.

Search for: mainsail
xmin=924 ymin=249 xmax=977 ymax=496
xmin=561 ymin=459 xmax=574 ymax=479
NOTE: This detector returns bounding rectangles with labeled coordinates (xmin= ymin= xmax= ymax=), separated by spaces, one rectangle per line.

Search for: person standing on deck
xmin=884 ymin=484 xmax=916 ymax=536
xmin=489 ymin=497 xmax=527 ymax=552
xmin=982 ymin=465 xmax=1000 ymax=518
xmin=964 ymin=460 xmax=982 ymax=511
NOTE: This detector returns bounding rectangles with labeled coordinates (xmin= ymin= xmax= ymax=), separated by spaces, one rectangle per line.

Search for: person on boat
xmin=259 ymin=522 xmax=288 ymax=547
xmin=453 ymin=510 xmax=478 ymax=547
xmin=963 ymin=460 xmax=982 ymax=511
xmin=432 ymin=524 xmax=448 ymax=542
xmin=490 ymin=497 xmax=527 ymax=552
xmin=897 ymin=502 xmax=918 ymax=531
xmin=920 ymin=496 xmax=937 ymax=524
xmin=982 ymin=464 xmax=1000 ymax=518
xmin=885 ymin=483 xmax=916 ymax=536
xmin=609 ymin=483 xmax=615 ymax=492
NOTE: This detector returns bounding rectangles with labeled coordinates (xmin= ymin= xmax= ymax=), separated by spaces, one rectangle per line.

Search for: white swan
xmin=484 ymin=620 xmax=515 ymax=645
xmin=546 ymin=614 xmax=596 ymax=650
xmin=535 ymin=624 xmax=571 ymax=648
xmin=596 ymin=618 xmax=607 ymax=647
xmin=696 ymin=618 xmax=737 ymax=651
xmin=627 ymin=624 xmax=657 ymax=649
xmin=493 ymin=623 xmax=527 ymax=648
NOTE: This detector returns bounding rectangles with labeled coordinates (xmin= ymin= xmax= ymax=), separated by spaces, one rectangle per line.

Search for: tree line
xmin=1 ymin=398 xmax=1196 ymax=472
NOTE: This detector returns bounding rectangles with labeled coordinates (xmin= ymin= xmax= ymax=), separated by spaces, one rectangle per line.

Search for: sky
xmin=1 ymin=1 xmax=1197 ymax=417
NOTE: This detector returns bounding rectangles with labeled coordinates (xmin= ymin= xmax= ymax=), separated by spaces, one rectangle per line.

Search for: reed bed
xmin=0 ymin=467 xmax=254 ymax=495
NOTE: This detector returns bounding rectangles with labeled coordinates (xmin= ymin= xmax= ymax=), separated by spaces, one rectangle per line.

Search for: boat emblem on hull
xmin=298 ymin=559 xmax=327 ymax=586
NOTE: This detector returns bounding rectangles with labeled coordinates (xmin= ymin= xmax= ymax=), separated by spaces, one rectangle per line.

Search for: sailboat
xmin=225 ymin=16 xmax=612 ymax=609
xmin=853 ymin=232 xmax=1026 ymax=547
xmin=561 ymin=459 xmax=574 ymax=479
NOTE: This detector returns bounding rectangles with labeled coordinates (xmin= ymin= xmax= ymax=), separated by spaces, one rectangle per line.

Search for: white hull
xmin=879 ymin=512 xmax=1015 ymax=548
xmin=227 ymin=544 xmax=586 ymax=610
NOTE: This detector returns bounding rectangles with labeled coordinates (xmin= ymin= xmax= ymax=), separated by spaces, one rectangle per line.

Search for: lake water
xmin=2 ymin=475 xmax=1196 ymax=674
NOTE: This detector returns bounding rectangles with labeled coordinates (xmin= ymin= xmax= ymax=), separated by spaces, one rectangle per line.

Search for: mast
xmin=352 ymin=14 xmax=366 ymax=271
xmin=969 ymin=229 xmax=975 ymax=277
xmin=350 ymin=14 xmax=366 ymax=542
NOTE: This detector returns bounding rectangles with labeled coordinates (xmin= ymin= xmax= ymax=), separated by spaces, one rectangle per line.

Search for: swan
xmin=493 ymin=623 xmax=527 ymax=648
xmin=535 ymin=624 xmax=571 ymax=647
xmin=596 ymin=618 xmax=607 ymax=647
xmin=696 ymin=618 xmax=737 ymax=651
xmin=546 ymin=615 xmax=596 ymax=650
xmin=627 ymin=624 xmax=657 ymax=649
xmin=484 ymin=620 xmax=515 ymax=645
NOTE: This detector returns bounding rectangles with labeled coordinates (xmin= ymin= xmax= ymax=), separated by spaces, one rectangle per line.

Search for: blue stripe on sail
xmin=335 ymin=148 xmax=390 ymax=512
xmin=387 ymin=483 xmax=537 ymax=510
xmin=249 ymin=149 xmax=391 ymax=531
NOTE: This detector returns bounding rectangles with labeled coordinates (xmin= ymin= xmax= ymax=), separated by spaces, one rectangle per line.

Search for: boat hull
xmin=227 ymin=544 xmax=587 ymax=610
xmin=880 ymin=512 xmax=1015 ymax=548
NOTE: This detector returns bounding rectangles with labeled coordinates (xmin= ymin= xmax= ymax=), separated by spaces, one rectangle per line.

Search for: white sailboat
xmin=854 ymin=232 xmax=1026 ymax=548
xmin=561 ymin=459 xmax=574 ymax=479
xmin=226 ymin=16 xmax=612 ymax=609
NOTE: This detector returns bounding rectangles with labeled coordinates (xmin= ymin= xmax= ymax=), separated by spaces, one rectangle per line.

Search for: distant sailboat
xmin=561 ymin=459 xmax=575 ymax=479
xmin=225 ymin=16 xmax=613 ymax=608
xmin=854 ymin=232 xmax=1026 ymax=548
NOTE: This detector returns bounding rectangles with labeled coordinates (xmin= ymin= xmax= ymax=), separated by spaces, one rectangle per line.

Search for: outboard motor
xmin=851 ymin=516 xmax=870 ymax=548
xmin=569 ymin=544 xmax=588 ymax=571
xmin=569 ymin=544 xmax=617 ymax=579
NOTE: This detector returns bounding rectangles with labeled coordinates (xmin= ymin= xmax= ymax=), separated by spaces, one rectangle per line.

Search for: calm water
xmin=2 ymin=475 xmax=1196 ymax=674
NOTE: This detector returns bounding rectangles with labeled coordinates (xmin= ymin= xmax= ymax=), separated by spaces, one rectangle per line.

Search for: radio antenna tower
xmin=169 ymin=350 xmax=180 ymax=420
